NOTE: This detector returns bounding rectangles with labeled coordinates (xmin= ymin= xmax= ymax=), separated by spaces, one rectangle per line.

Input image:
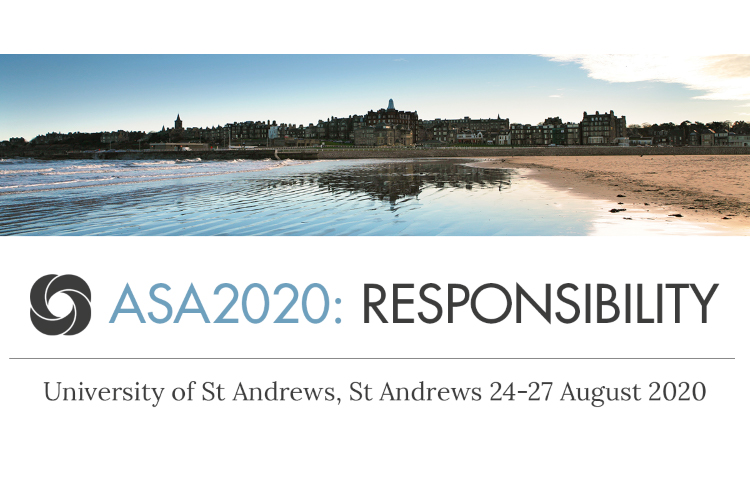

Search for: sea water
xmin=0 ymin=157 xmax=722 ymax=236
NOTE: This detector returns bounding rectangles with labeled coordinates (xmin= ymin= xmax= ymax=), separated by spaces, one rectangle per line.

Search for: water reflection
xmin=311 ymin=163 xmax=512 ymax=202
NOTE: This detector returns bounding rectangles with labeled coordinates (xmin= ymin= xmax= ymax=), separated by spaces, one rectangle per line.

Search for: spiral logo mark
xmin=30 ymin=274 xmax=92 ymax=336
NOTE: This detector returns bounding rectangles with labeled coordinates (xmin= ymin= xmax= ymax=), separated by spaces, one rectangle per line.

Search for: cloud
xmin=548 ymin=95 xmax=562 ymax=98
xmin=544 ymin=54 xmax=750 ymax=100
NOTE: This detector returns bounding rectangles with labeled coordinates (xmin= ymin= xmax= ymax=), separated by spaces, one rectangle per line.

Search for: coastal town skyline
xmin=2 ymin=54 xmax=749 ymax=142
xmin=12 ymin=105 xmax=750 ymax=150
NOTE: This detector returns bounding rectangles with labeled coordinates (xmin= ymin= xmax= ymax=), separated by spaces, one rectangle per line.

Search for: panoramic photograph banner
xmin=1 ymin=7 xmax=748 ymax=499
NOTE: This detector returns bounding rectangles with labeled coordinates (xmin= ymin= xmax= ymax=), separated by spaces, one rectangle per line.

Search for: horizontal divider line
xmin=8 ymin=357 xmax=735 ymax=361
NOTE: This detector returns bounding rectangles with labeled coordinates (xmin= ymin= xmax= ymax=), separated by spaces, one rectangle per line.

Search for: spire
xmin=387 ymin=98 xmax=395 ymax=110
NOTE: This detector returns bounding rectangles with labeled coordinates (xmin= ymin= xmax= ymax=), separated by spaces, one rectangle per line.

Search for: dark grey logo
xmin=30 ymin=275 xmax=92 ymax=336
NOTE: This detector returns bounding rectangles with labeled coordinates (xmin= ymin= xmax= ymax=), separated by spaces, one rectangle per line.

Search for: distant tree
xmin=708 ymin=121 xmax=729 ymax=131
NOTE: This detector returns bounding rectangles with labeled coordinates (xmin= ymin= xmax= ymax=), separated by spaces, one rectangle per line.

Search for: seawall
xmin=315 ymin=146 xmax=750 ymax=159
xmin=3 ymin=146 xmax=749 ymax=161
xmin=1 ymin=149 xmax=317 ymax=161
xmin=65 ymin=150 xmax=319 ymax=161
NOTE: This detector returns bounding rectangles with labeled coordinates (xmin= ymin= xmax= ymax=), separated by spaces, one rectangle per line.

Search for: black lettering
xmin=691 ymin=284 xmax=719 ymax=323
xmin=364 ymin=284 xmax=387 ymax=323
xmin=471 ymin=284 xmax=512 ymax=324
xmin=44 ymin=382 xmax=60 ymax=401
xmin=556 ymin=284 xmax=580 ymax=324
xmin=418 ymin=284 xmax=442 ymax=324
xmin=665 ymin=284 xmax=690 ymax=322
xmin=393 ymin=284 xmax=414 ymax=324
xmin=597 ymin=284 xmax=620 ymax=323
xmin=448 ymin=284 xmax=470 ymax=323
xmin=516 ymin=284 xmax=551 ymax=323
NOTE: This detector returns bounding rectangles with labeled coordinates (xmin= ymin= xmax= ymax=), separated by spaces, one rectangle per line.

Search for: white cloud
xmin=544 ymin=54 xmax=750 ymax=100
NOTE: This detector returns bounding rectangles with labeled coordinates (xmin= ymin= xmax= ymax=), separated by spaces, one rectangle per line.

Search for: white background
xmin=2 ymin=3 xmax=749 ymax=498
xmin=2 ymin=2 xmax=749 ymax=54
xmin=1 ymin=237 xmax=747 ymax=498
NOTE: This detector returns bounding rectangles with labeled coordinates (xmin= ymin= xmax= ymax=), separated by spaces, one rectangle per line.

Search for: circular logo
xmin=30 ymin=274 xmax=92 ymax=336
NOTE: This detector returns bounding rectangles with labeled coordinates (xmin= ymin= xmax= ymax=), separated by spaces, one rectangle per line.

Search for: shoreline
xmin=472 ymin=156 xmax=750 ymax=233
xmin=3 ymin=145 xmax=750 ymax=162
xmin=3 ymin=154 xmax=750 ymax=234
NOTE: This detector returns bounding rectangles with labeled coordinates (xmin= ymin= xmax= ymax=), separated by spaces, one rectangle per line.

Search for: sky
xmin=1 ymin=54 xmax=749 ymax=141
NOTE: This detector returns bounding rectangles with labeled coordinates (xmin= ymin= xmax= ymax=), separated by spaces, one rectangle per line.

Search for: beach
xmin=1 ymin=156 xmax=749 ymax=235
xmin=474 ymin=155 xmax=750 ymax=233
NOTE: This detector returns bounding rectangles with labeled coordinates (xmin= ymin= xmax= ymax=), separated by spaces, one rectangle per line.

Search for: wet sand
xmin=473 ymin=155 xmax=750 ymax=233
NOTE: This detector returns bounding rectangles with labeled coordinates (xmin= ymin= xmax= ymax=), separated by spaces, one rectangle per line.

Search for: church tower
xmin=170 ymin=114 xmax=184 ymax=142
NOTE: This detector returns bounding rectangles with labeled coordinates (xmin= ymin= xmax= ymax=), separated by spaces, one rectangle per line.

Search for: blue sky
xmin=1 ymin=54 xmax=748 ymax=141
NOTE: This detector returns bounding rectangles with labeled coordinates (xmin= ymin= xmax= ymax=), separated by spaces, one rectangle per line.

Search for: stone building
xmin=322 ymin=115 xmax=361 ymax=142
xmin=580 ymin=110 xmax=626 ymax=145
xmin=101 ymin=130 xmax=130 ymax=144
xmin=430 ymin=115 xmax=510 ymax=135
xmin=431 ymin=122 xmax=458 ymax=143
xmin=700 ymin=129 xmax=715 ymax=146
xmin=651 ymin=129 xmax=670 ymax=147
xmin=728 ymin=134 xmax=750 ymax=146
xmin=509 ymin=122 xmax=576 ymax=146
xmin=354 ymin=126 xmax=374 ymax=146
xmin=200 ymin=126 xmax=224 ymax=145
xmin=666 ymin=128 xmax=686 ymax=146
xmin=213 ymin=119 xmax=311 ymax=146
xmin=304 ymin=123 xmax=318 ymax=140
xmin=224 ymin=120 xmax=271 ymax=145
xmin=494 ymin=131 xmax=511 ymax=145
xmin=350 ymin=115 xmax=366 ymax=142
xmin=688 ymin=130 xmax=701 ymax=146
xmin=713 ymin=129 xmax=728 ymax=146
xmin=354 ymin=124 xmax=413 ymax=147
xmin=551 ymin=123 xmax=581 ymax=145
xmin=365 ymin=99 xmax=419 ymax=139
xmin=510 ymin=124 xmax=548 ymax=145
xmin=33 ymin=132 xmax=68 ymax=145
